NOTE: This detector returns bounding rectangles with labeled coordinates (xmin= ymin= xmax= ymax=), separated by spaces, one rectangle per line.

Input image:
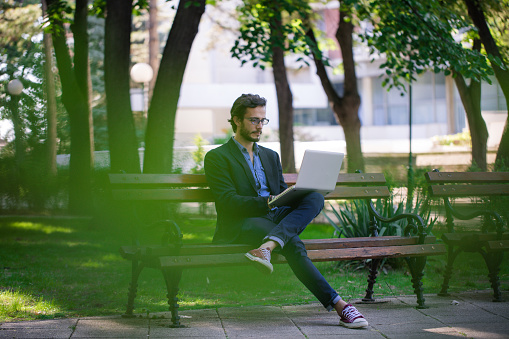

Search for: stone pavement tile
xmin=0 ymin=318 xmax=77 ymax=339
xmin=371 ymin=324 xmax=466 ymax=339
xmin=221 ymin=317 xmax=305 ymax=338
xmin=449 ymin=323 xmax=509 ymax=339
xmin=0 ymin=328 xmax=71 ymax=338
xmin=149 ymin=318 xmax=225 ymax=338
xmin=217 ymin=305 xmax=283 ymax=319
xmin=282 ymin=303 xmax=329 ymax=317
xmin=0 ymin=318 xmax=78 ymax=329
xmin=71 ymin=317 xmax=148 ymax=338
xmin=291 ymin=316 xmax=379 ymax=338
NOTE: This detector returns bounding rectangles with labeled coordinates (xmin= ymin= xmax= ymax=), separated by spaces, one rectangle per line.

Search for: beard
xmin=239 ymin=123 xmax=261 ymax=142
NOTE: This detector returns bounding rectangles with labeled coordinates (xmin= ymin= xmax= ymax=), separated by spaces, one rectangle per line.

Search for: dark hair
xmin=228 ymin=94 xmax=267 ymax=132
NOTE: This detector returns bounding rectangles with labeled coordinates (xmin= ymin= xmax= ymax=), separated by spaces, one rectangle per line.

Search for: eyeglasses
xmin=245 ymin=118 xmax=269 ymax=125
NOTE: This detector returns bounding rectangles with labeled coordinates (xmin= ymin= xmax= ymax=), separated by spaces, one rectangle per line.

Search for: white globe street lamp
xmin=130 ymin=63 xmax=154 ymax=84
xmin=130 ymin=63 xmax=154 ymax=115
xmin=6 ymin=78 xmax=25 ymax=167
xmin=7 ymin=79 xmax=24 ymax=96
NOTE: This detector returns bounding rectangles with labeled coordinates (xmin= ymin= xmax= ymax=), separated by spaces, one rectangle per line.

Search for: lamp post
xmin=7 ymin=79 xmax=25 ymax=168
xmin=130 ymin=63 xmax=154 ymax=116
xmin=407 ymin=82 xmax=414 ymax=209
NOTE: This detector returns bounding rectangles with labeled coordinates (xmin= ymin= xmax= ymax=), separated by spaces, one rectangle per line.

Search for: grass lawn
xmin=0 ymin=214 xmax=508 ymax=322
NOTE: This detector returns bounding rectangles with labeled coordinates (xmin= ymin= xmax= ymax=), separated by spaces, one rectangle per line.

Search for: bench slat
xmin=429 ymin=184 xmax=509 ymax=197
xmin=426 ymin=172 xmax=509 ymax=184
xmin=112 ymin=188 xmax=215 ymax=202
xmin=442 ymin=232 xmax=509 ymax=243
xmin=121 ymin=236 xmax=438 ymax=259
xmin=486 ymin=240 xmax=509 ymax=252
xmin=112 ymin=186 xmax=391 ymax=202
xmin=302 ymin=244 xmax=446 ymax=262
xmin=110 ymin=173 xmax=387 ymax=188
xmin=303 ymin=236 xmax=436 ymax=250
xmin=326 ymin=186 xmax=390 ymax=199
xmin=110 ymin=174 xmax=209 ymax=186
xmin=159 ymin=244 xmax=446 ymax=268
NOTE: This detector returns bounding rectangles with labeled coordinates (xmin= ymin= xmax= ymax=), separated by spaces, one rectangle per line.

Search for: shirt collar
xmin=232 ymin=136 xmax=259 ymax=155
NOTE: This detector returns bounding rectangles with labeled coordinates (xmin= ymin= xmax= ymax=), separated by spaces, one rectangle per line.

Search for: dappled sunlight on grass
xmin=0 ymin=289 xmax=63 ymax=321
xmin=9 ymin=222 xmax=74 ymax=235
xmin=1 ymin=218 xmax=508 ymax=322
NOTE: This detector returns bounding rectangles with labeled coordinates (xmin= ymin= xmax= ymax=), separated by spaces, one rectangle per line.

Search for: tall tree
xmin=143 ymin=0 xmax=206 ymax=173
xmin=103 ymin=0 xmax=141 ymax=174
xmin=270 ymin=3 xmax=295 ymax=172
xmin=148 ymin=0 xmax=159 ymax=102
xmin=305 ymin=2 xmax=364 ymax=172
xmin=453 ymin=40 xmax=488 ymax=170
xmin=46 ymin=0 xmax=94 ymax=214
xmin=350 ymin=0 xmax=495 ymax=170
xmin=464 ymin=0 xmax=509 ymax=167
xmin=42 ymin=0 xmax=58 ymax=177
xmin=231 ymin=0 xmax=315 ymax=173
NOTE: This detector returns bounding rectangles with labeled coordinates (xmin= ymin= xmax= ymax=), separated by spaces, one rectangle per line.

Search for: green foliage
xmin=349 ymin=0 xmax=494 ymax=91
xmin=231 ymin=0 xmax=317 ymax=69
xmin=432 ymin=130 xmax=472 ymax=147
xmin=190 ymin=134 xmax=208 ymax=174
xmin=322 ymin=195 xmax=435 ymax=239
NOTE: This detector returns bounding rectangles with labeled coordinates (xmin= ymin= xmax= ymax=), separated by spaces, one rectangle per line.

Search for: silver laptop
xmin=269 ymin=150 xmax=344 ymax=207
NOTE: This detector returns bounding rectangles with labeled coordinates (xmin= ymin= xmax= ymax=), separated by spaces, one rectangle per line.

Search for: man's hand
xmin=267 ymin=195 xmax=275 ymax=209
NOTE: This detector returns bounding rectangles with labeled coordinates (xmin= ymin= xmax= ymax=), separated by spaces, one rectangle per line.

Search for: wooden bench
xmin=110 ymin=172 xmax=446 ymax=327
xmin=425 ymin=170 xmax=509 ymax=302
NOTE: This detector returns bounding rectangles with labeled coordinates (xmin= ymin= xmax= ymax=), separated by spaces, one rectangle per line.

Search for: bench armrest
xmin=442 ymin=197 xmax=506 ymax=237
xmin=367 ymin=200 xmax=428 ymax=243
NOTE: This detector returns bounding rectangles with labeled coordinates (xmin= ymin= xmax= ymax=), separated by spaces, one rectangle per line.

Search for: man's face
xmin=235 ymin=106 xmax=266 ymax=143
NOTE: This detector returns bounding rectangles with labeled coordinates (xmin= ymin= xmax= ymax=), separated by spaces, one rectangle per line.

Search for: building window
xmin=372 ymin=72 xmax=447 ymax=126
xmin=481 ymin=76 xmax=507 ymax=111
xmin=294 ymin=108 xmax=338 ymax=126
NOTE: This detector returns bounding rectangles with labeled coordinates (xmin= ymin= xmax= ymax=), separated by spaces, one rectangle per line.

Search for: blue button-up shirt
xmin=233 ymin=137 xmax=270 ymax=197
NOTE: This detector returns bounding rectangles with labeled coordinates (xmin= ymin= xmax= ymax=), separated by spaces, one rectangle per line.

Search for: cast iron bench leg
xmin=481 ymin=251 xmax=504 ymax=302
xmin=438 ymin=246 xmax=461 ymax=296
xmin=122 ymin=260 xmax=145 ymax=318
xmin=405 ymin=256 xmax=428 ymax=309
xmin=162 ymin=268 xmax=184 ymax=327
xmin=362 ymin=258 xmax=381 ymax=302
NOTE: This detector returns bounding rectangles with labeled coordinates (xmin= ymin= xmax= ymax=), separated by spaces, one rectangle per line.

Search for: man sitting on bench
xmin=204 ymin=93 xmax=368 ymax=329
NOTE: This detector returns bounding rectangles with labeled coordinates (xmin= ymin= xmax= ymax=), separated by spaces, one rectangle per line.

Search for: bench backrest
xmin=109 ymin=173 xmax=391 ymax=202
xmin=425 ymin=171 xmax=509 ymax=198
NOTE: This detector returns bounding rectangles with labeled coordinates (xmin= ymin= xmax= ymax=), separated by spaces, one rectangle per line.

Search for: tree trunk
xmin=47 ymin=0 xmax=93 ymax=215
xmin=452 ymin=38 xmax=488 ymax=170
xmin=104 ymin=0 xmax=141 ymax=174
xmin=465 ymin=0 xmax=509 ymax=167
xmin=305 ymin=4 xmax=364 ymax=173
xmin=143 ymin=0 xmax=206 ymax=174
xmin=454 ymin=72 xmax=487 ymax=170
xmin=148 ymin=0 xmax=159 ymax=102
xmin=41 ymin=0 xmax=58 ymax=178
xmin=335 ymin=4 xmax=363 ymax=173
xmin=10 ymin=96 xmax=24 ymax=170
xmin=271 ymin=11 xmax=295 ymax=173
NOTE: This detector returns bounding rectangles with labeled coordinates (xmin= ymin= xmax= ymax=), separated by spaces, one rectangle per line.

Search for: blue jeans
xmin=236 ymin=192 xmax=341 ymax=310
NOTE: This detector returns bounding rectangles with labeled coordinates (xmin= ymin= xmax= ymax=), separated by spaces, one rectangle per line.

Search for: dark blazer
xmin=204 ymin=138 xmax=287 ymax=243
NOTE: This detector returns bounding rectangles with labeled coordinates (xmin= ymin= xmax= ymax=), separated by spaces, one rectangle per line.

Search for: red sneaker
xmin=339 ymin=304 xmax=368 ymax=329
xmin=245 ymin=247 xmax=273 ymax=274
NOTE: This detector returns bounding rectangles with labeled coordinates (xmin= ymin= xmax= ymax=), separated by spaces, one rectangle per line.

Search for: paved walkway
xmin=1 ymin=291 xmax=508 ymax=338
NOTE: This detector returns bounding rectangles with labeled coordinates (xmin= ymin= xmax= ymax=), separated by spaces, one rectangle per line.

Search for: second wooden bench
xmin=426 ymin=170 xmax=509 ymax=302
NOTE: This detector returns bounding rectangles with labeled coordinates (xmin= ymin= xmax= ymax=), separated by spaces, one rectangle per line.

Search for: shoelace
xmin=342 ymin=306 xmax=362 ymax=321
xmin=259 ymin=247 xmax=271 ymax=262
